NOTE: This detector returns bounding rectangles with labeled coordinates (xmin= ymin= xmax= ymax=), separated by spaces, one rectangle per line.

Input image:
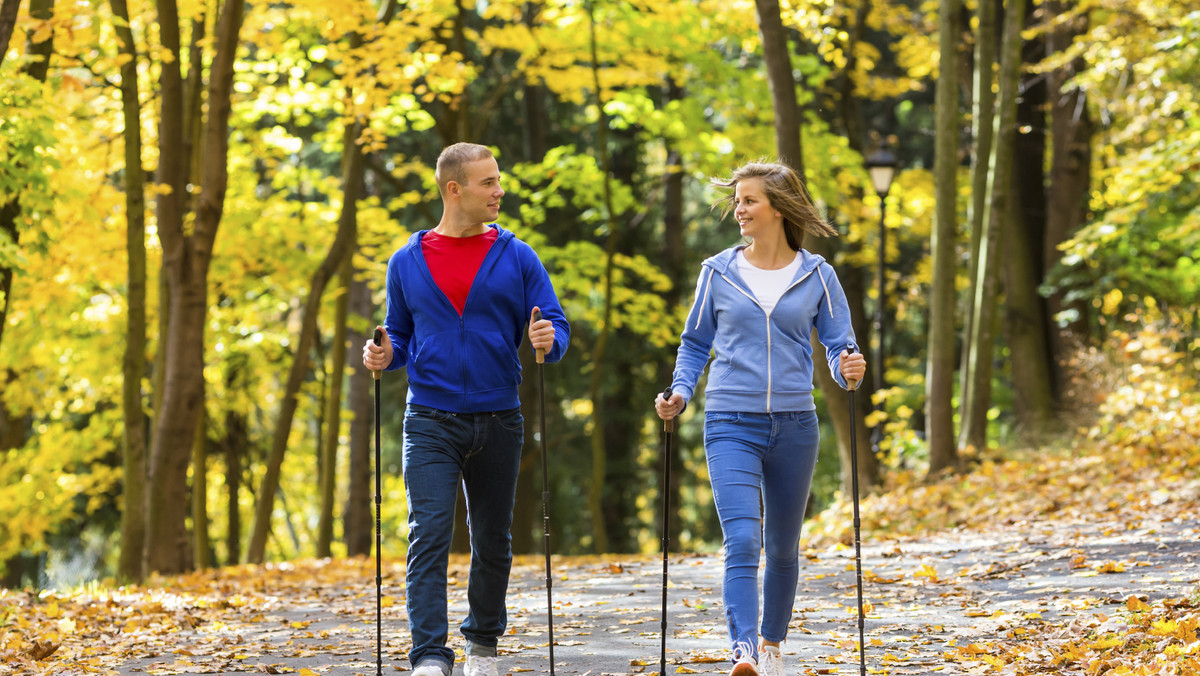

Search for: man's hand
xmin=363 ymin=327 xmax=393 ymax=372
xmin=529 ymin=307 xmax=555 ymax=354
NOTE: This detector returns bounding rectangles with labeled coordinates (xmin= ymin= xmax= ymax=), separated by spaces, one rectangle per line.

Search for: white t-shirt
xmin=737 ymin=249 xmax=802 ymax=315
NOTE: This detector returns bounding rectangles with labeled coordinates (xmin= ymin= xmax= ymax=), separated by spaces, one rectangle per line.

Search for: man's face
xmin=456 ymin=157 xmax=504 ymax=224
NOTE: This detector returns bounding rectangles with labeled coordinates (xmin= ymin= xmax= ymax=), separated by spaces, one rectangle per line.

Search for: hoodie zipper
xmin=716 ymin=268 xmax=815 ymax=413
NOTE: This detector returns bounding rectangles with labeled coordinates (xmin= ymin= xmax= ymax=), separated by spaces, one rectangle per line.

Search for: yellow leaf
xmin=1126 ymin=596 xmax=1151 ymax=612
xmin=915 ymin=564 xmax=939 ymax=581
xmin=299 ymin=670 xmax=320 ymax=676
xmin=1151 ymin=620 xmax=1179 ymax=636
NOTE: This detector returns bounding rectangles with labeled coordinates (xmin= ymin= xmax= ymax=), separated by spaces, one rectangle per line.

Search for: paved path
xmin=106 ymin=514 xmax=1200 ymax=676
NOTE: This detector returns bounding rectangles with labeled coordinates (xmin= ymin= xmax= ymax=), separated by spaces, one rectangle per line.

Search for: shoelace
xmin=733 ymin=640 xmax=757 ymax=663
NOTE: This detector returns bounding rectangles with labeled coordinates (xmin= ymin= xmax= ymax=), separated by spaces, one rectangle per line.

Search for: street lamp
xmin=864 ymin=144 xmax=897 ymax=401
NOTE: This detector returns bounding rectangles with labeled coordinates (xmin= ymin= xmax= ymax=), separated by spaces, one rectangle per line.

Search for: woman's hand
xmin=840 ymin=349 xmax=866 ymax=387
xmin=655 ymin=391 xmax=685 ymax=421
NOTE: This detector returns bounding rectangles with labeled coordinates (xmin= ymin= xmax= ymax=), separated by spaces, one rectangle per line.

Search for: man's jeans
xmin=703 ymin=410 xmax=820 ymax=656
xmin=401 ymin=404 xmax=524 ymax=673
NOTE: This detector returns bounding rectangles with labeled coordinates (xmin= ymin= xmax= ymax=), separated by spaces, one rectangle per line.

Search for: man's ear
xmin=445 ymin=180 xmax=461 ymax=198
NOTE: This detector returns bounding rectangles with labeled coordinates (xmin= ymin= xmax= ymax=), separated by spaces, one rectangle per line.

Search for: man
xmin=363 ymin=142 xmax=570 ymax=676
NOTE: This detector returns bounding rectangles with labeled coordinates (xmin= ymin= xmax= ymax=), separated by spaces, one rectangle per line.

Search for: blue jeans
xmin=401 ymin=404 xmax=524 ymax=673
xmin=704 ymin=410 xmax=820 ymax=657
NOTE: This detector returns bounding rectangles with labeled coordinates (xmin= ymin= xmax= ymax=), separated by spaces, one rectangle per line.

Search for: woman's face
xmin=733 ymin=178 xmax=780 ymax=240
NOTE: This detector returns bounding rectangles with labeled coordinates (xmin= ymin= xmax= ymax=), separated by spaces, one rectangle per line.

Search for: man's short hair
xmin=435 ymin=143 xmax=494 ymax=194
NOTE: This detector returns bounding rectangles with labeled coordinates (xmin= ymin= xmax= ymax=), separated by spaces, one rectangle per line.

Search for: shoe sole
xmin=731 ymin=662 xmax=759 ymax=676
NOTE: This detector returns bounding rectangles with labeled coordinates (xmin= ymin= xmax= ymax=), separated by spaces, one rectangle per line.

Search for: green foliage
xmin=1047 ymin=6 xmax=1200 ymax=339
xmin=0 ymin=67 xmax=59 ymax=264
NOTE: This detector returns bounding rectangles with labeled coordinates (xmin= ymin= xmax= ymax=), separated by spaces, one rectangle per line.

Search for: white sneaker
xmin=413 ymin=664 xmax=445 ymax=676
xmin=730 ymin=641 xmax=758 ymax=676
xmin=758 ymin=645 xmax=783 ymax=676
xmin=465 ymin=655 xmax=500 ymax=676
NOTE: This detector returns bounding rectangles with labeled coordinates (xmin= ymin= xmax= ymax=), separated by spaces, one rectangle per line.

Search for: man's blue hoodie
xmin=383 ymin=224 xmax=570 ymax=413
xmin=671 ymin=246 xmax=858 ymax=413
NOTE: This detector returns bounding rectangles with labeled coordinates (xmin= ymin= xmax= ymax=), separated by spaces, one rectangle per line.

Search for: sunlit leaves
xmin=1048 ymin=4 xmax=1200 ymax=337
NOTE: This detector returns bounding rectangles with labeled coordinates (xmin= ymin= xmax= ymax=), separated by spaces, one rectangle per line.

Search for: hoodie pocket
xmin=463 ymin=329 xmax=521 ymax=392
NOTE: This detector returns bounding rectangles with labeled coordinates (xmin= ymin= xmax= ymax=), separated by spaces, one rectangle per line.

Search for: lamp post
xmin=865 ymin=145 xmax=897 ymax=401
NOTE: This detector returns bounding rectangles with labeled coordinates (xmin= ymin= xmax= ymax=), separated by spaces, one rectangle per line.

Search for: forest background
xmin=0 ymin=0 xmax=1197 ymax=586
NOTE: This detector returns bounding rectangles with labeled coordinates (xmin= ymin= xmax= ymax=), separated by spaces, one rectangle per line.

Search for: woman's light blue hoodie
xmin=670 ymin=245 xmax=858 ymax=413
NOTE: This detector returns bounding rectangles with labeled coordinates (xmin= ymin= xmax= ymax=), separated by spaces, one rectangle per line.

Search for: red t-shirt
xmin=421 ymin=228 xmax=499 ymax=316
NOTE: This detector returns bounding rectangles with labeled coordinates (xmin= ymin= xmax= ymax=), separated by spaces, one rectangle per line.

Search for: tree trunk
xmin=247 ymin=120 xmax=360 ymax=564
xmin=1044 ymin=0 xmax=1092 ymax=376
xmin=223 ymin=405 xmax=246 ymax=565
xmin=0 ymin=0 xmax=22 ymax=71
xmin=995 ymin=0 xmax=1055 ymax=439
xmin=110 ymin=0 xmax=148 ymax=584
xmin=584 ymin=0 xmax=616 ymax=553
xmin=657 ymin=81 xmax=686 ymax=550
xmin=343 ymin=273 xmax=374 ymax=556
xmin=754 ymin=0 xmax=799 ymax=167
xmin=832 ymin=1 xmax=878 ymax=495
xmin=926 ymin=0 xmax=961 ymax=476
xmin=317 ymin=116 xmax=363 ymax=557
xmin=145 ymin=0 xmax=245 ymax=576
xmin=192 ymin=401 xmax=211 ymax=569
xmin=959 ymin=0 xmax=1000 ymax=451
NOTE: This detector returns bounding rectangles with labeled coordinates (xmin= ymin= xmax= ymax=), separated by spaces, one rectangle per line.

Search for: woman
xmin=655 ymin=162 xmax=866 ymax=676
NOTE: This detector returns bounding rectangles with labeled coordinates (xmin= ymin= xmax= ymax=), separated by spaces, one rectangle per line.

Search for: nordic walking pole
xmin=533 ymin=309 xmax=556 ymax=676
xmin=373 ymin=327 xmax=384 ymax=676
xmin=659 ymin=387 xmax=674 ymax=676
xmin=845 ymin=347 xmax=866 ymax=676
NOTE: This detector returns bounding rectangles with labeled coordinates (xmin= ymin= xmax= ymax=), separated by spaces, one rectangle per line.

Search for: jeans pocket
xmin=406 ymin=405 xmax=453 ymax=422
xmin=706 ymin=411 xmax=742 ymax=424
xmin=493 ymin=408 xmax=524 ymax=431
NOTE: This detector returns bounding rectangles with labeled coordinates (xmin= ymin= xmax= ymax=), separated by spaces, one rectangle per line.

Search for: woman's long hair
xmin=711 ymin=162 xmax=837 ymax=251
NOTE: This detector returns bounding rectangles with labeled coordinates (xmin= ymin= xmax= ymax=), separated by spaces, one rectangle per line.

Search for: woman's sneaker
xmin=730 ymin=641 xmax=759 ymax=676
xmin=757 ymin=645 xmax=783 ymax=676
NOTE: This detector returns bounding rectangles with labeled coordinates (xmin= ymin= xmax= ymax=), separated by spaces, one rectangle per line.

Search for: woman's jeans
xmin=401 ymin=404 xmax=524 ymax=673
xmin=704 ymin=410 xmax=820 ymax=657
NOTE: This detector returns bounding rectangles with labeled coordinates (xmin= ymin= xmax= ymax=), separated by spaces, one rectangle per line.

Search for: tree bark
xmin=512 ymin=51 xmax=549 ymax=554
xmin=109 ymin=0 xmax=148 ymax=584
xmin=584 ymin=0 xmax=616 ymax=553
xmin=657 ymin=81 xmax=686 ymax=550
xmin=343 ymin=273 xmax=374 ymax=556
xmin=997 ymin=0 xmax=1055 ymax=439
xmin=754 ymin=0 xmax=799 ymax=167
xmin=1044 ymin=0 xmax=1092 ymax=376
xmin=317 ymin=240 xmax=353 ymax=558
xmin=145 ymin=0 xmax=245 ymax=575
xmin=959 ymin=0 xmax=999 ymax=451
xmin=832 ymin=0 xmax=878 ymax=495
xmin=192 ymin=401 xmax=211 ymax=569
xmin=926 ymin=0 xmax=961 ymax=475
xmin=0 ymin=0 xmax=21 ymax=72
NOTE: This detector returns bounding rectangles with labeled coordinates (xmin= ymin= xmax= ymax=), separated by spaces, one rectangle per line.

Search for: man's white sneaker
xmin=465 ymin=654 xmax=500 ymax=676
xmin=412 ymin=664 xmax=445 ymax=676
xmin=758 ymin=645 xmax=784 ymax=676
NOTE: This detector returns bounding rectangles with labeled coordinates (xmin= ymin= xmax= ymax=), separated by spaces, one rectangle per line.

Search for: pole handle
xmin=533 ymin=309 xmax=545 ymax=364
xmin=662 ymin=386 xmax=674 ymax=432
xmin=372 ymin=328 xmax=383 ymax=380
xmin=845 ymin=345 xmax=859 ymax=391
